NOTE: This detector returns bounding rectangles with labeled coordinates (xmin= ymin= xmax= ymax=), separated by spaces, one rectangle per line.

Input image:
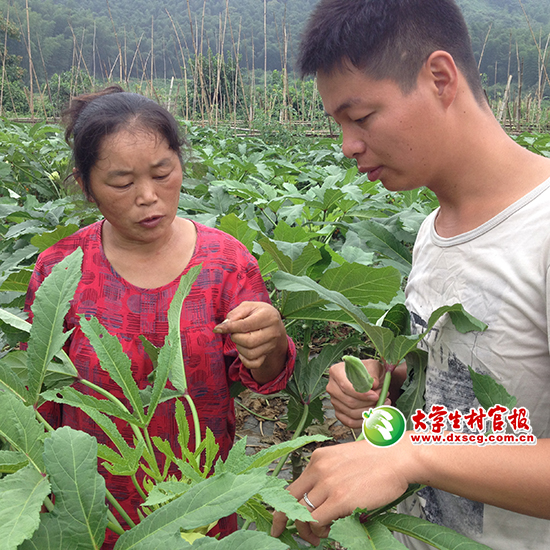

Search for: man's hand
xmin=271 ymin=439 xmax=411 ymax=545
xmin=327 ymin=359 xmax=390 ymax=428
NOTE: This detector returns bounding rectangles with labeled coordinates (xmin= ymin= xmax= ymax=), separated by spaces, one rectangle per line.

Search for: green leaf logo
xmin=362 ymin=406 xmax=406 ymax=447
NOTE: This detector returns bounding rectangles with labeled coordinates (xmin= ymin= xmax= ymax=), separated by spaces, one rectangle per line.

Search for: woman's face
xmin=82 ymin=129 xmax=183 ymax=247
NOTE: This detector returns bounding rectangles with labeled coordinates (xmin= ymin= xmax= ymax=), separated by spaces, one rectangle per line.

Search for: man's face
xmin=317 ymin=64 xmax=445 ymax=193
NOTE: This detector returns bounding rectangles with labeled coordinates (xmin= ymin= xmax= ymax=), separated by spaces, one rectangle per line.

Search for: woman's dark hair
xmin=298 ymin=0 xmax=485 ymax=104
xmin=63 ymin=85 xmax=187 ymax=199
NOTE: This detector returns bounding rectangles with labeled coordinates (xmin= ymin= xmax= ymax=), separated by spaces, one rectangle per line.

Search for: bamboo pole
xmin=264 ymin=0 xmax=267 ymax=115
xmin=25 ymin=0 xmax=33 ymax=119
xmin=106 ymin=0 xmax=124 ymax=82
xmin=165 ymin=9 xmax=189 ymax=119
xmin=0 ymin=4 xmax=11 ymax=116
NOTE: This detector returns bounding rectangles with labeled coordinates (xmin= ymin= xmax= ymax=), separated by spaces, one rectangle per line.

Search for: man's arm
xmin=271 ymin=435 xmax=550 ymax=545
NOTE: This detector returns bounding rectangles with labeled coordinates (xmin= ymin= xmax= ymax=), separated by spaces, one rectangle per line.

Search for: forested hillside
xmin=2 ymin=0 xmax=550 ymax=84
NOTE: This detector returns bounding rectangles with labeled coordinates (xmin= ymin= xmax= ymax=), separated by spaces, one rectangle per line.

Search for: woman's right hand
xmin=326 ymin=359 xmax=390 ymax=428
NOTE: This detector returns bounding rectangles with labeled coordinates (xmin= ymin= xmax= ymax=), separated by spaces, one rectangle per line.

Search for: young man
xmin=271 ymin=0 xmax=550 ymax=548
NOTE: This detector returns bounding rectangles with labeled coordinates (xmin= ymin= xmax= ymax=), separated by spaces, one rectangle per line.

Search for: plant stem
xmin=184 ymin=392 xmax=202 ymax=453
xmin=376 ymin=371 xmax=392 ymax=408
xmin=42 ymin=495 xmax=54 ymax=512
xmin=106 ymin=489 xmax=136 ymax=528
xmin=79 ymin=379 xmax=132 ymax=416
xmin=272 ymin=402 xmax=309 ymax=478
xmin=106 ymin=519 xmax=125 ymax=536
xmin=241 ymin=518 xmax=253 ymax=530
xmin=131 ymin=473 xmax=148 ymax=501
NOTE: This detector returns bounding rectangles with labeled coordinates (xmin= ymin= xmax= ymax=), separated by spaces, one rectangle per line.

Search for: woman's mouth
xmin=139 ymin=215 xmax=163 ymax=228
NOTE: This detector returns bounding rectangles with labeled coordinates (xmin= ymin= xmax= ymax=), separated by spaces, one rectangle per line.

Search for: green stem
xmin=301 ymin=323 xmax=312 ymax=364
xmin=184 ymin=393 xmax=202 ymax=453
xmin=241 ymin=518 xmax=253 ymax=530
xmin=376 ymin=371 xmax=392 ymax=408
xmin=272 ymin=403 xmax=309 ymax=478
xmin=356 ymin=371 xmax=393 ymax=442
xmin=131 ymin=474 xmax=148 ymax=501
xmin=42 ymin=495 xmax=54 ymax=513
xmin=106 ymin=520 xmax=125 ymax=536
xmin=107 ymin=510 xmax=124 ymax=533
xmin=79 ymin=379 xmax=132 ymax=416
xmin=106 ymin=489 xmax=136 ymax=528
xmin=35 ymin=410 xmax=54 ymax=433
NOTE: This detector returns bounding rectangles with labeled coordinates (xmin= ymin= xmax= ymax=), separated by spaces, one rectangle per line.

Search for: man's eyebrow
xmin=325 ymin=98 xmax=362 ymax=117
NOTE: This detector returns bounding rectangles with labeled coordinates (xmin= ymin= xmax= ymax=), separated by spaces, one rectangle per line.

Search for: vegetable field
xmin=0 ymin=119 xmax=549 ymax=549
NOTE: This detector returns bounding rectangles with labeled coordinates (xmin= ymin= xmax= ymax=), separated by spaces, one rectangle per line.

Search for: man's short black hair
xmin=298 ymin=0 xmax=484 ymax=102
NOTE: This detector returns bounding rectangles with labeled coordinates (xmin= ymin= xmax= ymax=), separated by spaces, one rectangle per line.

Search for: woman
xmin=24 ymin=85 xmax=295 ymax=546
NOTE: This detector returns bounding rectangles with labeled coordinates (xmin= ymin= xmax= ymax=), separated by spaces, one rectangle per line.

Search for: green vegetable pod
xmin=343 ymin=355 xmax=374 ymax=393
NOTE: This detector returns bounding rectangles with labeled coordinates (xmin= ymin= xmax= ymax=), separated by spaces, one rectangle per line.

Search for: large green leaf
xmin=218 ymin=214 xmax=258 ymax=253
xmin=0 ymin=464 xmax=51 ymax=550
xmin=113 ymin=469 xmax=268 ymax=549
xmin=259 ymin=238 xmax=322 ymax=276
xmin=26 ymin=248 xmax=83 ymax=405
xmin=380 ymin=513 xmax=492 ymax=549
xmin=189 ymin=530 xmax=289 ymax=549
xmin=22 ymin=427 xmax=108 ymax=550
xmin=0 ymin=391 xmax=45 ymax=472
xmin=79 ymin=316 xmax=146 ymax=424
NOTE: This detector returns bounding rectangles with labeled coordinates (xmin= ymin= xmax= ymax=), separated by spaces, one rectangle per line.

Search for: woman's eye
xmin=354 ymin=115 xmax=369 ymax=124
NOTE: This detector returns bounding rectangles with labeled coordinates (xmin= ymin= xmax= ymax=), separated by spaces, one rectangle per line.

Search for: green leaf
xmin=382 ymin=304 xmax=410 ymax=337
xmin=0 ymin=391 xmax=45 ymax=472
xmin=113 ymin=470 xmax=268 ymax=549
xmin=0 ymin=464 xmax=51 ymax=550
xmin=26 ymin=248 xmax=83 ymax=405
xmin=0 ymin=353 xmax=30 ymax=402
xmin=286 ymin=395 xmax=324 ymax=431
xmin=163 ymin=265 xmax=202 ymax=396
xmin=468 ymin=367 xmax=517 ymax=410
xmin=79 ymin=316 xmax=146 ymax=423
xmin=380 ymin=513 xmax=493 ymax=549
xmin=257 ymin=476 xmax=314 ymax=522
xmin=331 ymin=514 xmax=409 ymax=549
xmin=259 ymin=238 xmax=322 ymax=276
xmin=0 ymin=450 xmax=29 ymax=473
xmin=41 ymin=386 xmax=138 ymax=426
xmin=189 ymin=529 xmax=289 ymax=549
xmin=396 ymin=350 xmax=428 ymax=429
xmin=218 ymin=214 xmax=258 ymax=253
xmin=352 ymin=219 xmax=413 ymax=271
xmin=22 ymin=427 xmax=108 ymax=550
xmin=0 ymin=269 xmax=33 ymax=292
xmin=30 ymin=224 xmax=79 ymax=253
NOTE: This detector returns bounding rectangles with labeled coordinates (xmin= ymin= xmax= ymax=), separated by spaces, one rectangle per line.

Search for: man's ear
xmin=423 ymin=50 xmax=459 ymax=108
xmin=73 ymin=168 xmax=94 ymax=202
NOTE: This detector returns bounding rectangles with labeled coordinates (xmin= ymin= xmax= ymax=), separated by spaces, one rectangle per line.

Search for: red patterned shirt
xmin=25 ymin=220 xmax=295 ymax=546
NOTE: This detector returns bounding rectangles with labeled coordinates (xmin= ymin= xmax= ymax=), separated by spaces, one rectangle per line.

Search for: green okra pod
xmin=343 ymin=355 xmax=374 ymax=393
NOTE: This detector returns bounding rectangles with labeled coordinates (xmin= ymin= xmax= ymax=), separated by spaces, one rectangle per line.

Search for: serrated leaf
xmin=380 ymin=513 xmax=492 ymax=549
xmin=0 ymin=464 xmax=51 ymax=550
xmin=26 ymin=248 xmax=82 ymax=405
xmin=468 ymin=367 xmax=517 ymax=410
xmin=258 ymin=476 xmax=313 ymax=522
xmin=163 ymin=265 xmax=202 ymax=397
xmin=22 ymin=427 xmax=108 ymax=550
xmin=0 ymin=354 xmax=30 ymax=402
xmin=331 ymin=514 xmax=409 ymax=550
xmin=244 ymin=434 xmax=328 ymax=472
xmin=0 ymin=391 xmax=45 ymax=472
xmin=396 ymin=350 xmax=428 ymax=429
xmin=286 ymin=394 xmax=324 ymax=431
xmin=41 ymin=386 xmax=137 ymax=425
xmin=113 ymin=470 xmax=268 ymax=549
xmin=79 ymin=316 xmax=146 ymax=423
xmin=189 ymin=529 xmax=289 ymax=550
